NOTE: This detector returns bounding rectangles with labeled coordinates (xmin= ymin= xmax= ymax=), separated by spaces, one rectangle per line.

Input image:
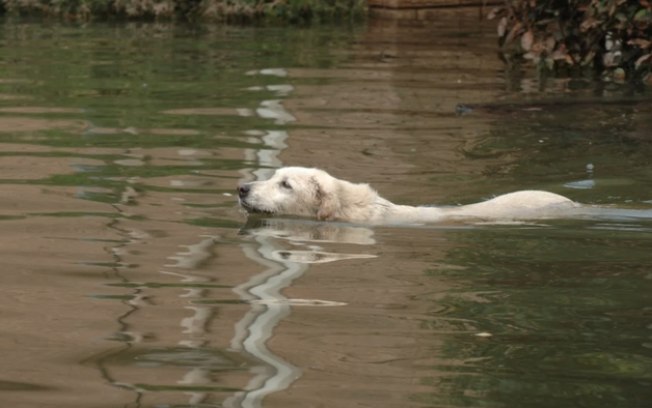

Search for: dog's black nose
xmin=238 ymin=183 xmax=251 ymax=198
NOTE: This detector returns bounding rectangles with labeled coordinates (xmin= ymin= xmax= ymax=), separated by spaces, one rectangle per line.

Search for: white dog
xmin=238 ymin=167 xmax=579 ymax=224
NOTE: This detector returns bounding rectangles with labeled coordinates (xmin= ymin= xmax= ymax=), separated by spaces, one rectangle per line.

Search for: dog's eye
xmin=280 ymin=180 xmax=292 ymax=190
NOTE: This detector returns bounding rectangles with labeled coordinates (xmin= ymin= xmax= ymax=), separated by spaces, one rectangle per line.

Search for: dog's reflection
xmin=239 ymin=217 xmax=377 ymax=264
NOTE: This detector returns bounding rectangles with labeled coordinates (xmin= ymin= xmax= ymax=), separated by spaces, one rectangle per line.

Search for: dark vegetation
xmin=489 ymin=0 xmax=652 ymax=83
xmin=0 ymin=0 xmax=366 ymax=23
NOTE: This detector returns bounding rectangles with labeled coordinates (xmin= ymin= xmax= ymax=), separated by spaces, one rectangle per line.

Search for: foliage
xmin=0 ymin=0 xmax=367 ymax=23
xmin=489 ymin=0 xmax=652 ymax=83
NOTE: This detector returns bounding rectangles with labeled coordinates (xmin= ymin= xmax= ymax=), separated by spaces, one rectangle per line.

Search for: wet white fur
xmin=238 ymin=167 xmax=578 ymax=225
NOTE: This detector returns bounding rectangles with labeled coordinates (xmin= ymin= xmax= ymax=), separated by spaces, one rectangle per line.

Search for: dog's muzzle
xmin=238 ymin=183 xmax=251 ymax=199
xmin=238 ymin=183 xmax=268 ymax=213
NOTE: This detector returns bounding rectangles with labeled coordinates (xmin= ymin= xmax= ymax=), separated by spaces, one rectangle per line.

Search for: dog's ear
xmin=312 ymin=177 xmax=340 ymax=221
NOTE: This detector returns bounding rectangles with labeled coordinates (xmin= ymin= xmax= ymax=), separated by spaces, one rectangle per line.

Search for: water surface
xmin=0 ymin=16 xmax=651 ymax=408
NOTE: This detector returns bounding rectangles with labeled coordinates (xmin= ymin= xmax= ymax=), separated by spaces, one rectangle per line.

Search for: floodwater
xmin=1 ymin=14 xmax=651 ymax=408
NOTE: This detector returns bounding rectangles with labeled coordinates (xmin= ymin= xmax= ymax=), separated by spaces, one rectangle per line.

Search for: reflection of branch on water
xmin=225 ymin=233 xmax=305 ymax=408
xmin=81 ymin=216 xmax=149 ymax=408
xmin=226 ymin=218 xmax=377 ymax=408
xmin=86 ymin=202 xmax=231 ymax=407
xmin=225 ymin=219 xmax=375 ymax=407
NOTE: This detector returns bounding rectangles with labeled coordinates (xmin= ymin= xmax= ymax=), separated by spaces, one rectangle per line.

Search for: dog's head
xmin=237 ymin=167 xmax=377 ymax=221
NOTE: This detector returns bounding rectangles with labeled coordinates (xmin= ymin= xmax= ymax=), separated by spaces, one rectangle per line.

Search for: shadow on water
xmin=0 ymin=14 xmax=652 ymax=408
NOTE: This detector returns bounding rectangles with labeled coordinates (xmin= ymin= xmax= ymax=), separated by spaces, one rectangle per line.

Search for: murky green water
xmin=1 ymin=16 xmax=651 ymax=408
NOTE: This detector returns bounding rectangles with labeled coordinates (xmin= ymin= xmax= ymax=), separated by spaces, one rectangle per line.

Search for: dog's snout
xmin=238 ymin=183 xmax=251 ymax=198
